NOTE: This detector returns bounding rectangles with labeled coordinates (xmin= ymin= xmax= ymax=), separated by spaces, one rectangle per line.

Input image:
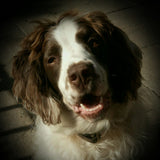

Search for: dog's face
xmin=43 ymin=18 xmax=109 ymax=120
xmin=12 ymin=11 xmax=142 ymax=124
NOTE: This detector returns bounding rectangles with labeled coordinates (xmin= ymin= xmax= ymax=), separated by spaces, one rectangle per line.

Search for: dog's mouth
xmin=72 ymin=92 xmax=111 ymax=119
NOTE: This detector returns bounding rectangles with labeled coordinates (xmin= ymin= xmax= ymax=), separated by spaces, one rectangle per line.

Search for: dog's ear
xmin=12 ymin=21 xmax=61 ymax=125
xmin=84 ymin=11 xmax=142 ymax=102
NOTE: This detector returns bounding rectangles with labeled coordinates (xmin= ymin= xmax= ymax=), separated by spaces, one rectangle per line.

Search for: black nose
xmin=68 ymin=62 xmax=97 ymax=91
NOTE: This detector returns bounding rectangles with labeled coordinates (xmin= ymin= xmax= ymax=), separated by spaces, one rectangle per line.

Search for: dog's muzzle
xmin=65 ymin=61 xmax=110 ymax=120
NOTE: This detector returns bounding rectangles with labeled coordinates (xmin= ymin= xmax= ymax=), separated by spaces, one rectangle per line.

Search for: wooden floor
xmin=0 ymin=0 xmax=160 ymax=159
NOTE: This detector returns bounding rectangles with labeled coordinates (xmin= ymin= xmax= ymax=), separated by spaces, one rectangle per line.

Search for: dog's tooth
xmin=95 ymin=106 xmax=99 ymax=110
xmin=80 ymin=104 xmax=86 ymax=109
xmin=90 ymin=108 xmax=94 ymax=111
xmin=98 ymin=104 xmax=102 ymax=108
xmin=88 ymin=106 xmax=98 ymax=112
xmin=96 ymin=106 xmax=100 ymax=110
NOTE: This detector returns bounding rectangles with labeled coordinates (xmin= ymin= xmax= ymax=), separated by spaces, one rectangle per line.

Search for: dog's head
xmin=12 ymin=11 xmax=142 ymax=125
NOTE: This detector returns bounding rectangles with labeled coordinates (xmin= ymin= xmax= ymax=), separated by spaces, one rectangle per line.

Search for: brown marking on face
xmin=43 ymin=38 xmax=62 ymax=93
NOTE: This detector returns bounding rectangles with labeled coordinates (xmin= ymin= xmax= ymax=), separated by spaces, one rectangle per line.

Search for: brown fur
xmin=76 ymin=12 xmax=142 ymax=102
xmin=12 ymin=11 xmax=142 ymax=125
xmin=12 ymin=20 xmax=61 ymax=124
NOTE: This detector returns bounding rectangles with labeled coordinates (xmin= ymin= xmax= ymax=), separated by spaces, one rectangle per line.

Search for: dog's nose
xmin=68 ymin=62 xmax=97 ymax=90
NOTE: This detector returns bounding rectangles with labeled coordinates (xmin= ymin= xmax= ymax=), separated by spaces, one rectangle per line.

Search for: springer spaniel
xmin=12 ymin=11 xmax=158 ymax=160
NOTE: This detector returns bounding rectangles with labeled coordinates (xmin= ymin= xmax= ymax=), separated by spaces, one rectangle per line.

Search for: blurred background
xmin=0 ymin=0 xmax=160 ymax=159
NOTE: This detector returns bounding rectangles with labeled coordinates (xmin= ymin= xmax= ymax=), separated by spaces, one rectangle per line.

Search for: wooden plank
xmin=0 ymin=107 xmax=33 ymax=131
xmin=0 ymin=129 xmax=35 ymax=160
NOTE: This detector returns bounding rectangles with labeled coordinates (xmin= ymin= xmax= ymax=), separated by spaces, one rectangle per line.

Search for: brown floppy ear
xmin=85 ymin=11 xmax=142 ymax=103
xmin=12 ymin=21 xmax=61 ymax=125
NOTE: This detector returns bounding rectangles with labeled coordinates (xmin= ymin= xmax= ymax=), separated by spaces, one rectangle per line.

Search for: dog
xmin=12 ymin=11 xmax=159 ymax=160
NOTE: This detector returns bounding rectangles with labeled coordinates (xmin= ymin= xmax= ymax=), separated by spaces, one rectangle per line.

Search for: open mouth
xmin=73 ymin=93 xmax=110 ymax=119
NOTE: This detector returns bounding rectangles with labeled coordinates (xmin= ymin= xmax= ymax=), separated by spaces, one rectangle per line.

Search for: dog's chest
xmin=34 ymin=123 xmax=135 ymax=160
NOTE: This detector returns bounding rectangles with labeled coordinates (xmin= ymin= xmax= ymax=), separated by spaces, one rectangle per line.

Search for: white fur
xmin=32 ymin=19 xmax=160 ymax=160
xmin=33 ymin=85 xmax=160 ymax=160
xmin=53 ymin=19 xmax=108 ymax=107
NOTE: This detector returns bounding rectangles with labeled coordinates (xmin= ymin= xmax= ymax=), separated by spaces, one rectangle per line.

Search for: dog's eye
xmin=48 ymin=56 xmax=56 ymax=64
xmin=88 ymin=38 xmax=99 ymax=48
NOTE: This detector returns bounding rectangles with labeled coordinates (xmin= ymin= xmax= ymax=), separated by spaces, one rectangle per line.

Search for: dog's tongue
xmin=73 ymin=95 xmax=104 ymax=116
